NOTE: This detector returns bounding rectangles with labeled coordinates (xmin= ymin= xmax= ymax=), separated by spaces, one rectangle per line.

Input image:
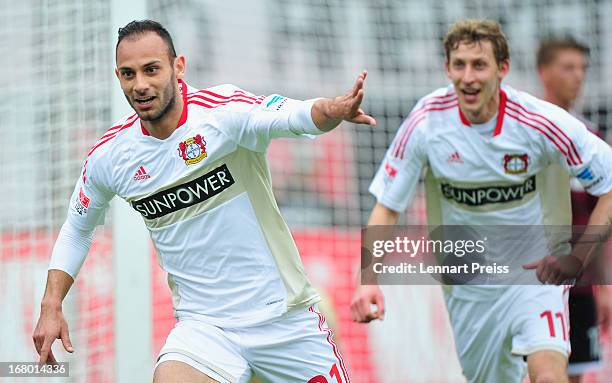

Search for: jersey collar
xmin=458 ymin=88 xmax=507 ymax=137
xmin=140 ymin=78 xmax=189 ymax=136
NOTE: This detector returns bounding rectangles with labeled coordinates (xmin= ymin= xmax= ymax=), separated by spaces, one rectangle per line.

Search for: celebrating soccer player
xmin=351 ymin=19 xmax=612 ymax=382
xmin=32 ymin=19 xmax=375 ymax=382
xmin=537 ymin=36 xmax=612 ymax=383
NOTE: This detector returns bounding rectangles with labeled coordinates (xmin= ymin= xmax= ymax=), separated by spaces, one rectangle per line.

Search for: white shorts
xmin=155 ymin=305 xmax=350 ymax=383
xmin=444 ymin=285 xmax=570 ymax=383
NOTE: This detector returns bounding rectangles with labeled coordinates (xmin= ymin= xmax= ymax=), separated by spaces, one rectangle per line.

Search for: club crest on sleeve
xmin=178 ymin=134 xmax=207 ymax=165
xmin=503 ymin=153 xmax=529 ymax=174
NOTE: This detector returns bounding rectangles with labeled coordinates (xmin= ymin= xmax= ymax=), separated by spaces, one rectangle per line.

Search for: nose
xmin=134 ymin=73 xmax=149 ymax=94
xmin=462 ymin=66 xmax=476 ymax=84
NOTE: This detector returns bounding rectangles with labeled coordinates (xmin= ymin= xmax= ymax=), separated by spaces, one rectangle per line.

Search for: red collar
xmin=141 ymin=79 xmax=189 ymax=136
xmin=458 ymin=88 xmax=507 ymax=136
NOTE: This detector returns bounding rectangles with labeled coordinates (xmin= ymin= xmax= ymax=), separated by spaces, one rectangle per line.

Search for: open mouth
xmin=461 ymin=89 xmax=480 ymax=103
xmin=134 ymin=96 xmax=156 ymax=108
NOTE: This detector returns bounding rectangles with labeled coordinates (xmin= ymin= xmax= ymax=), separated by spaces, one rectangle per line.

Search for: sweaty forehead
xmin=116 ymin=32 xmax=172 ymax=66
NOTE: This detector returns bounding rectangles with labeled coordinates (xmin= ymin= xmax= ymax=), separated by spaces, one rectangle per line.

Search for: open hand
xmin=523 ymin=254 xmax=583 ymax=285
xmin=312 ymin=71 xmax=376 ymax=131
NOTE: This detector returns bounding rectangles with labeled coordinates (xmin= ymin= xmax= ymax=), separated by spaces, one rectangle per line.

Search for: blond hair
xmin=443 ymin=19 xmax=509 ymax=65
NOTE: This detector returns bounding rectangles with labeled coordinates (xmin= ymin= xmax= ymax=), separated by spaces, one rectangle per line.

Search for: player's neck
xmin=543 ymin=91 xmax=571 ymax=111
xmin=142 ymin=92 xmax=184 ymax=140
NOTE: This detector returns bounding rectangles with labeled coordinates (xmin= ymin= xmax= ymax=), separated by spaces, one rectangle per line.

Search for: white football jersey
xmin=370 ymin=84 xmax=612 ymax=297
xmin=50 ymin=80 xmax=323 ymax=327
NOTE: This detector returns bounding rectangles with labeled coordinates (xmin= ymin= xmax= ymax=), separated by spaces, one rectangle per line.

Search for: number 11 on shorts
xmin=308 ymin=363 xmax=343 ymax=383
xmin=540 ymin=310 xmax=567 ymax=340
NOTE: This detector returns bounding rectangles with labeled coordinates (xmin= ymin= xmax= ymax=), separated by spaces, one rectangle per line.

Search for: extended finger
xmin=39 ymin=337 xmax=53 ymax=364
xmin=60 ymin=326 xmax=74 ymax=353
xmin=350 ymin=71 xmax=367 ymax=97
xmin=348 ymin=89 xmax=365 ymax=114
xmin=350 ymin=114 xmax=377 ymax=126
xmin=522 ymin=260 xmax=540 ymax=270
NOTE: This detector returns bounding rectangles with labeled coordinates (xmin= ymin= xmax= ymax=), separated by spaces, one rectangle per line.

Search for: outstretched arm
xmin=311 ymin=70 xmax=376 ymax=132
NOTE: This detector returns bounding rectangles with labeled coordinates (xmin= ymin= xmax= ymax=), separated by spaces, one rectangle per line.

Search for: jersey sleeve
xmin=369 ymin=107 xmax=429 ymax=213
xmin=215 ymin=85 xmax=323 ymax=152
xmin=546 ymin=113 xmax=612 ymax=196
xmin=48 ymin=154 xmax=115 ymax=278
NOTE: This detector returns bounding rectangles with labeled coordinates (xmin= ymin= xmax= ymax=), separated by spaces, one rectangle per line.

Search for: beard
xmin=127 ymin=76 xmax=178 ymax=122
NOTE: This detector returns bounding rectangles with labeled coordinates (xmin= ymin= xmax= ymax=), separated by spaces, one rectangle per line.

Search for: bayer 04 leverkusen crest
xmin=178 ymin=134 xmax=207 ymax=165
xmin=503 ymin=153 xmax=529 ymax=174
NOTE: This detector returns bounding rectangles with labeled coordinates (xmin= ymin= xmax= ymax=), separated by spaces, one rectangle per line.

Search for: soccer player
xmin=351 ymin=19 xmax=612 ymax=383
xmin=32 ymin=20 xmax=375 ymax=383
xmin=537 ymin=36 xmax=612 ymax=383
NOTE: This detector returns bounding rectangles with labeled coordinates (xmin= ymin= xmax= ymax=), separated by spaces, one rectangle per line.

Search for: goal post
xmin=110 ymin=1 xmax=152 ymax=382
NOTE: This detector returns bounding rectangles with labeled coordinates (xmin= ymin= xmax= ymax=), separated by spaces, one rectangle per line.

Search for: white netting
xmin=2 ymin=1 xmax=611 ymax=382
xmin=0 ymin=1 xmax=115 ymax=382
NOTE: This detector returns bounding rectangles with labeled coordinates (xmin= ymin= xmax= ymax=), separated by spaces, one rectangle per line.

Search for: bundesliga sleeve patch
xmin=131 ymin=164 xmax=235 ymax=219
xmin=262 ymin=94 xmax=288 ymax=111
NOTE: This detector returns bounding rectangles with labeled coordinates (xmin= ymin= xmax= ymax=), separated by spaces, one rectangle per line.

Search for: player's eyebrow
xmin=118 ymin=60 xmax=162 ymax=71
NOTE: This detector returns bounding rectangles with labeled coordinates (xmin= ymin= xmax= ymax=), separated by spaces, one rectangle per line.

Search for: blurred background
xmin=1 ymin=0 xmax=611 ymax=382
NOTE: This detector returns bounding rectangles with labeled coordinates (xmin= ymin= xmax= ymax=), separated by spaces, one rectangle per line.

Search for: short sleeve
xmin=546 ymin=114 xmax=612 ymax=196
xmin=369 ymin=110 xmax=428 ymax=212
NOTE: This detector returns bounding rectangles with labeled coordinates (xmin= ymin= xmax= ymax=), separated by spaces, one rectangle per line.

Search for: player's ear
xmin=498 ymin=59 xmax=510 ymax=79
xmin=174 ymin=55 xmax=186 ymax=80
xmin=444 ymin=60 xmax=451 ymax=79
xmin=114 ymin=67 xmax=120 ymax=81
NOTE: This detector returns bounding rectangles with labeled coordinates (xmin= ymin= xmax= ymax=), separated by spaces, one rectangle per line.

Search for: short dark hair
xmin=116 ymin=19 xmax=177 ymax=60
xmin=536 ymin=36 xmax=589 ymax=69
xmin=443 ymin=19 xmax=510 ymax=65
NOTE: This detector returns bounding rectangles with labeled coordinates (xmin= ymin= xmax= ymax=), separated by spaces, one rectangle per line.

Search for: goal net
xmin=2 ymin=1 xmax=610 ymax=382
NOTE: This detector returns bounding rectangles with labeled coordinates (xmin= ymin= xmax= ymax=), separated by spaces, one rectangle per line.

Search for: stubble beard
xmin=128 ymin=79 xmax=178 ymax=122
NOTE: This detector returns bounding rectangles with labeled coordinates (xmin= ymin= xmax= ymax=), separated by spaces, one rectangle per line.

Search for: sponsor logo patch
xmin=441 ymin=175 xmax=536 ymax=206
xmin=131 ymin=164 xmax=235 ymax=219
xmin=178 ymin=134 xmax=207 ymax=165
xmin=503 ymin=153 xmax=529 ymax=174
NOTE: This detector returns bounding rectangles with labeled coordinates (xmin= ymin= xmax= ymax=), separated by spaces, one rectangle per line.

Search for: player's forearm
xmin=573 ymin=191 xmax=612 ymax=267
xmin=587 ymin=190 xmax=612 ymax=227
xmin=311 ymin=98 xmax=342 ymax=132
xmin=368 ymin=203 xmax=400 ymax=225
xmin=41 ymin=269 xmax=74 ymax=309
